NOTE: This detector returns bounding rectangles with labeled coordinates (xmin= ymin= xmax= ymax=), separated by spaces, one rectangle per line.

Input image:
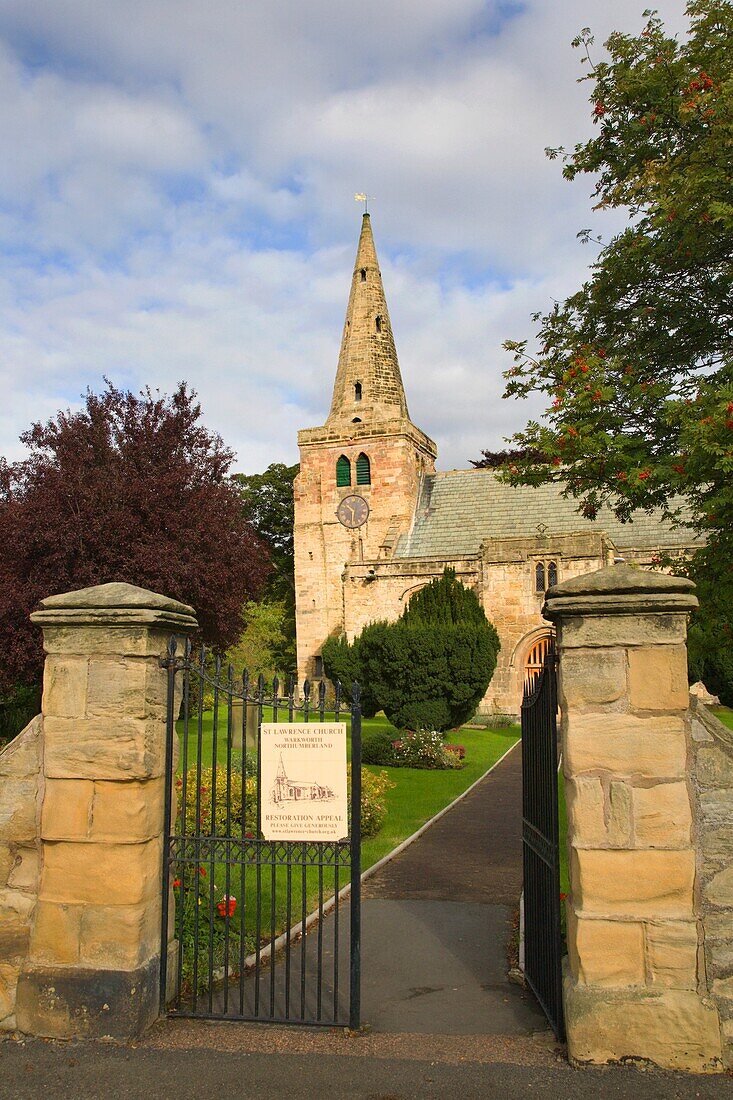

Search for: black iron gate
xmin=521 ymin=644 xmax=564 ymax=1040
xmin=160 ymin=639 xmax=361 ymax=1027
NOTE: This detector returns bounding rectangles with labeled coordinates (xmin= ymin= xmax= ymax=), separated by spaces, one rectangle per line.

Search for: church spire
xmin=326 ymin=214 xmax=409 ymax=425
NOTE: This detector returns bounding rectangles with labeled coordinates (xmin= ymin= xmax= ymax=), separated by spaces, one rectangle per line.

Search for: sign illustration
xmin=260 ymin=723 xmax=348 ymax=842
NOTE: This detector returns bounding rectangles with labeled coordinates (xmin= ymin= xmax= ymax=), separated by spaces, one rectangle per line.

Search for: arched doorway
xmin=523 ymin=632 xmax=554 ymax=693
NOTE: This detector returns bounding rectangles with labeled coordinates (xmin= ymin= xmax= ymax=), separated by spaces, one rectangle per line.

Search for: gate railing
xmin=521 ymin=643 xmax=564 ymax=1040
xmin=160 ymin=639 xmax=361 ymax=1027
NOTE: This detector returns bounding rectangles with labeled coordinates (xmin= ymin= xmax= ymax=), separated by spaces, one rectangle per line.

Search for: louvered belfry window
xmin=356 ymin=452 xmax=371 ymax=485
xmin=336 ymin=455 xmax=351 ymax=487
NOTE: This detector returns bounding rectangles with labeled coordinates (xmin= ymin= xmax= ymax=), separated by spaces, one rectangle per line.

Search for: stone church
xmin=293 ymin=214 xmax=702 ymax=715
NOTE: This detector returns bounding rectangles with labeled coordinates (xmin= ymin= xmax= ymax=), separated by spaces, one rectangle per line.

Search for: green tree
xmin=321 ymin=628 xmax=380 ymax=717
xmin=325 ymin=570 xmax=500 ymax=731
xmin=496 ymin=2 xmax=733 ymax=699
xmin=234 ymin=462 xmax=299 ymax=674
xmin=226 ymin=600 xmax=293 ymax=684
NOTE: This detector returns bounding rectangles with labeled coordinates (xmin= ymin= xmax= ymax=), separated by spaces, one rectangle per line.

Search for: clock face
xmin=337 ymin=494 xmax=370 ymax=529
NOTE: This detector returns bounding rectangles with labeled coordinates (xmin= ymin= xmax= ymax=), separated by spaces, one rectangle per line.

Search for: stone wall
xmin=545 ymin=564 xmax=727 ymax=1073
xmin=0 ymin=716 xmax=42 ymax=1029
xmin=0 ymin=581 xmax=197 ymax=1040
xmin=690 ymin=698 xmax=733 ymax=1063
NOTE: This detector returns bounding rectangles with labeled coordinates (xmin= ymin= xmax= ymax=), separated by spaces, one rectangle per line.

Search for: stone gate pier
xmin=0 ymin=583 xmax=197 ymax=1038
xmin=545 ymin=564 xmax=733 ymax=1072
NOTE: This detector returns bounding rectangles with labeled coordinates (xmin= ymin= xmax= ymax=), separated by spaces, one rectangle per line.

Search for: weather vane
xmin=354 ymin=193 xmax=373 ymax=213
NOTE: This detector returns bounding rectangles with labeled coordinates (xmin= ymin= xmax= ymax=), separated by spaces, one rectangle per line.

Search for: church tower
xmin=294 ymin=214 xmax=437 ymax=683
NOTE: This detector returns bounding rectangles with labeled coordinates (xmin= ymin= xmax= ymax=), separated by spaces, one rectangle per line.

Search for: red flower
xmin=198 ymin=866 xmax=206 ymax=876
xmin=638 ymin=470 xmax=650 ymax=480
xmin=173 ymin=878 xmax=181 ymax=888
xmin=559 ymin=892 xmax=568 ymax=901
xmin=217 ymin=896 xmax=237 ymax=918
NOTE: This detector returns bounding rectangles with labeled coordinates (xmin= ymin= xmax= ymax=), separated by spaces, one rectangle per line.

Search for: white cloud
xmin=0 ymin=0 xmax=691 ymax=471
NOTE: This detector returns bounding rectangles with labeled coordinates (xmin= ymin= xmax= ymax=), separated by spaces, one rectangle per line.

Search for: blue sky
xmin=0 ymin=0 xmax=689 ymax=472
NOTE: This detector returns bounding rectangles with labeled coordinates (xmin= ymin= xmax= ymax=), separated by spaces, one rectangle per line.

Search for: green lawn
xmin=713 ymin=706 xmax=733 ymax=732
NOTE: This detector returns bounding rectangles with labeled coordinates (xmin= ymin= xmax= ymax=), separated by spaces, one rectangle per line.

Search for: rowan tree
xmin=0 ymin=381 xmax=269 ymax=693
xmin=494 ymin=1 xmax=733 ymax=696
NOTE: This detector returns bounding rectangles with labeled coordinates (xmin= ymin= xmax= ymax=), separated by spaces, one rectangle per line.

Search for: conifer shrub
xmin=327 ymin=569 xmax=500 ymax=733
xmin=321 ymin=629 xmax=380 ymax=717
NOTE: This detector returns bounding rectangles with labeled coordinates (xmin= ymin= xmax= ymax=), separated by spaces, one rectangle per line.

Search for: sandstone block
xmin=711 ymin=975 xmax=733 ymax=1001
xmin=0 ymin=778 xmax=38 ymax=843
xmin=0 ymin=963 xmax=16 ymax=1023
xmin=696 ymin=744 xmax=733 ymax=789
xmin=701 ymin=910 xmax=733 ymax=944
xmin=706 ymin=937 xmax=733 ymax=977
xmin=0 ymin=717 xmax=42 ymax=778
xmin=628 ymin=646 xmax=689 ymax=711
xmin=86 ymin=657 xmax=148 ymax=719
xmin=90 ymin=778 xmax=164 ymax=842
xmin=0 ymin=888 xmax=34 ymax=956
xmin=43 ymin=716 xmax=166 ymax=780
xmin=145 ymin=663 xmax=169 ymax=712
xmin=40 ymin=623 xmax=176 ymax=659
xmin=571 ymin=848 xmax=695 ymax=918
xmin=42 ymin=656 xmax=88 ymax=719
xmin=559 ymin=648 xmax=626 ymax=709
xmin=559 ymin=612 xmax=688 ymax=651
xmin=0 ymin=843 xmax=13 ymax=884
xmin=79 ymin=901 xmax=160 ymax=970
xmin=704 ymin=865 xmax=733 ymax=909
xmin=565 ymin=776 xmax=606 ymax=847
xmin=7 ymin=846 xmax=40 ymax=893
xmin=700 ymin=824 xmax=733 ymax=861
xmin=565 ymin=714 xmax=687 ymax=779
xmin=564 ymin=975 xmax=722 ymax=1072
xmin=645 ymin=921 xmax=699 ymax=989
xmin=608 ymin=781 xmax=632 ymax=847
xmin=30 ymin=902 xmax=81 ymax=965
xmin=632 ymin=783 xmax=692 ymax=847
xmin=40 ymin=838 xmax=162 ymax=906
xmin=41 ymin=779 xmax=94 ymax=841
xmin=568 ymin=912 xmax=645 ymax=986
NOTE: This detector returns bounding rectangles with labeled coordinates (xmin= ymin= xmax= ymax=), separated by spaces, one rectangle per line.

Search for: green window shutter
xmin=336 ymin=455 xmax=351 ymax=487
xmin=356 ymin=452 xmax=371 ymax=485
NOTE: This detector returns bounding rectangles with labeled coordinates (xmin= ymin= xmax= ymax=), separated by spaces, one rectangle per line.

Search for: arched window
xmin=355 ymin=381 xmax=362 ymax=402
xmin=547 ymin=561 xmax=558 ymax=588
xmin=356 ymin=452 xmax=371 ymax=485
xmin=375 ymin=315 xmax=382 ymax=333
xmin=535 ymin=562 xmax=545 ymax=594
xmin=360 ymin=268 xmax=367 ymax=281
xmin=336 ymin=455 xmax=351 ymax=487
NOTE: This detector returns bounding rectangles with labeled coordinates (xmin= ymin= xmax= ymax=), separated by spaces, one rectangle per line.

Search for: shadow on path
xmin=360 ymin=740 xmax=548 ymax=1035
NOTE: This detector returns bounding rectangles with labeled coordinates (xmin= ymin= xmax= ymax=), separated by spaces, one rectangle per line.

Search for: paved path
xmin=360 ymin=740 xmax=547 ymax=1035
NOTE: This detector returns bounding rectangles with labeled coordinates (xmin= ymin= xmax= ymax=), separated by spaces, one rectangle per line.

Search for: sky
xmin=0 ymin=0 xmax=690 ymax=473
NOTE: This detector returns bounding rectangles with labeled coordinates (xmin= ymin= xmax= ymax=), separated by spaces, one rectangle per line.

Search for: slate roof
xmin=395 ymin=469 xmax=702 ymax=560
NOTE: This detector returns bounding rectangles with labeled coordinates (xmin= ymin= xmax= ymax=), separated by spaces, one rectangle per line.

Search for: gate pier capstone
xmin=544 ymin=564 xmax=723 ymax=1072
xmin=15 ymin=583 xmax=197 ymax=1039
